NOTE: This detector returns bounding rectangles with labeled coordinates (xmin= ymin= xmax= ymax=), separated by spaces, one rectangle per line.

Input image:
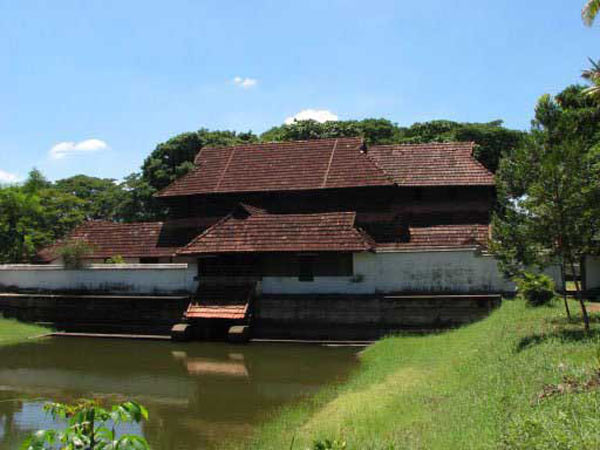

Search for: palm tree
xmin=582 ymin=58 xmax=600 ymax=99
xmin=582 ymin=0 xmax=600 ymax=26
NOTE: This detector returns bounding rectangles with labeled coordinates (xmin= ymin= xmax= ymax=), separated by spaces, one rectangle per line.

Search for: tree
xmin=260 ymin=118 xmax=403 ymax=145
xmin=0 ymin=187 xmax=43 ymax=262
xmin=582 ymin=58 xmax=600 ymax=100
xmin=492 ymin=88 xmax=600 ymax=331
xmin=582 ymin=0 xmax=600 ymax=25
xmin=115 ymin=173 xmax=165 ymax=222
xmin=0 ymin=170 xmax=86 ymax=263
xmin=54 ymin=175 xmax=126 ymax=221
xmin=22 ymin=400 xmax=150 ymax=449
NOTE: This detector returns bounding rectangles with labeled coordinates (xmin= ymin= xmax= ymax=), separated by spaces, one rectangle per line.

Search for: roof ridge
xmin=321 ymin=138 xmax=338 ymax=188
xmin=214 ymin=147 xmax=236 ymax=192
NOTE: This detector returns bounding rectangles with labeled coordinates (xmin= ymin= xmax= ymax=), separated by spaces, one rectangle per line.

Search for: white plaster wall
xmin=0 ymin=263 xmax=198 ymax=294
xmin=584 ymin=256 xmax=600 ymax=290
xmin=261 ymin=250 xmax=516 ymax=295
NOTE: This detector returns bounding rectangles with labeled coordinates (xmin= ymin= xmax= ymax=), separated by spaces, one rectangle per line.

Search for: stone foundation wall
xmin=0 ymin=293 xmax=190 ymax=335
xmin=0 ymin=292 xmax=501 ymax=340
xmin=252 ymin=294 xmax=501 ymax=340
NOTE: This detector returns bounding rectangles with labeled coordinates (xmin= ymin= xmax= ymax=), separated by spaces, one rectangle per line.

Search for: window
xmin=197 ymin=255 xmax=259 ymax=277
xmin=140 ymin=257 xmax=159 ymax=264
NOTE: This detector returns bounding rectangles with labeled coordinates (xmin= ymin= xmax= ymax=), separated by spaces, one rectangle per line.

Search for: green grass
xmin=0 ymin=316 xmax=51 ymax=346
xmin=245 ymin=300 xmax=600 ymax=449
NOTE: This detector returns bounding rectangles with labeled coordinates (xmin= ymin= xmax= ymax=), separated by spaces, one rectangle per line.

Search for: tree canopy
xmin=491 ymin=85 xmax=600 ymax=330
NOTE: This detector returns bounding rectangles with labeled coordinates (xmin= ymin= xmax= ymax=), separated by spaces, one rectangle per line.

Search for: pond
xmin=0 ymin=337 xmax=360 ymax=449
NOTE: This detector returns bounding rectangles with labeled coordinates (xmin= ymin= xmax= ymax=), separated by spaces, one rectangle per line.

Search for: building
xmin=1 ymin=137 xmax=514 ymax=339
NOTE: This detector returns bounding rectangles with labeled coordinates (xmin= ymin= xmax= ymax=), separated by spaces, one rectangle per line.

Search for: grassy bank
xmin=0 ymin=317 xmax=50 ymax=346
xmin=247 ymin=300 xmax=600 ymax=449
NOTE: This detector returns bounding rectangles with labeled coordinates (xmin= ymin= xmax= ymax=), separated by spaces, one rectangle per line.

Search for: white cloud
xmin=284 ymin=109 xmax=338 ymax=125
xmin=233 ymin=76 xmax=258 ymax=89
xmin=49 ymin=139 xmax=109 ymax=160
xmin=0 ymin=169 xmax=20 ymax=184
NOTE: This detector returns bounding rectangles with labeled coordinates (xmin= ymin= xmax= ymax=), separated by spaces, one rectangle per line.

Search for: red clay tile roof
xmin=156 ymin=138 xmax=394 ymax=197
xmin=367 ymin=142 xmax=494 ymax=186
xmin=185 ymin=303 xmax=248 ymax=320
xmin=37 ymin=221 xmax=199 ymax=262
xmin=177 ymin=205 xmax=374 ymax=254
xmin=375 ymin=224 xmax=490 ymax=251
xmin=185 ymin=284 xmax=254 ymax=320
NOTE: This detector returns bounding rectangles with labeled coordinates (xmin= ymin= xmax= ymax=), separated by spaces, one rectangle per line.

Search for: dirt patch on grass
xmin=536 ymin=370 xmax=600 ymax=403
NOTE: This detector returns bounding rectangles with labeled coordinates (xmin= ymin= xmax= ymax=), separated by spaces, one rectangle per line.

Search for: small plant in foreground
xmin=22 ymin=399 xmax=150 ymax=450
xmin=312 ymin=439 xmax=347 ymax=449
xmin=515 ymin=272 xmax=556 ymax=306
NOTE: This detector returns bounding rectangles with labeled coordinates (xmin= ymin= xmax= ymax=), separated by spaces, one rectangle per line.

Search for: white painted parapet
xmin=0 ymin=263 xmax=198 ymax=294
xmin=262 ymin=250 xmax=516 ymax=295
xmin=584 ymin=256 xmax=600 ymax=291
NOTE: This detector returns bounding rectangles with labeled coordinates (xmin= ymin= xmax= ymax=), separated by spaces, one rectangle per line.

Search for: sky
xmin=0 ymin=0 xmax=597 ymax=182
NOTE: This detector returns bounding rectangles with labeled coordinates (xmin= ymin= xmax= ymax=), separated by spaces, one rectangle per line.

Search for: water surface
xmin=0 ymin=338 xmax=359 ymax=449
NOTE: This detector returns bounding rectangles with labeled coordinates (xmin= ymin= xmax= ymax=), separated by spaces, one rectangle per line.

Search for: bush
xmin=514 ymin=272 xmax=556 ymax=306
xmin=105 ymin=255 xmax=125 ymax=264
xmin=23 ymin=399 xmax=150 ymax=449
xmin=59 ymin=239 xmax=93 ymax=269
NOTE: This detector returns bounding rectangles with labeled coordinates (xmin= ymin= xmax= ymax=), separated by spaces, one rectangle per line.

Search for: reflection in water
xmin=0 ymin=338 xmax=358 ymax=449
xmin=175 ymin=351 xmax=250 ymax=378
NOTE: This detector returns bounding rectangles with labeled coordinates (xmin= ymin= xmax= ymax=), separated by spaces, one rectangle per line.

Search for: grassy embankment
xmin=0 ymin=316 xmax=50 ymax=346
xmin=247 ymin=299 xmax=600 ymax=449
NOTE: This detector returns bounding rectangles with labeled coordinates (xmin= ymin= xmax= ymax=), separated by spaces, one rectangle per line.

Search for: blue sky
xmin=0 ymin=0 xmax=597 ymax=182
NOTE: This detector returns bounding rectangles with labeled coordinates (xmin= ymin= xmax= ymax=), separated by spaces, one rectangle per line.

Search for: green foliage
xmin=582 ymin=0 xmax=600 ymax=25
xmin=0 ymin=170 xmax=86 ymax=263
xmin=22 ymin=400 xmax=150 ymax=450
xmin=514 ymin=272 xmax=556 ymax=306
xmin=59 ymin=240 xmax=93 ymax=269
xmin=104 ymin=255 xmax=125 ymax=264
xmin=115 ymin=173 xmax=164 ymax=222
xmin=260 ymin=118 xmax=403 ymax=145
xmin=54 ymin=175 xmax=126 ymax=221
xmin=492 ymin=85 xmax=600 ymax=310
xmin=312 ymin=439 xmax=347 ymax=450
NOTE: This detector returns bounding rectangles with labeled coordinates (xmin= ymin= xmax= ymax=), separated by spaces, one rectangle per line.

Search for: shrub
xmin=514 ymin=272 xmax=556 ymax=306
xmin=105 ymin=255 xmax=125 ymax=264
xmin=22 ymin=399 xmax=150 ymax=449
xmin=59 ymin=239 xmax=93 ymax=269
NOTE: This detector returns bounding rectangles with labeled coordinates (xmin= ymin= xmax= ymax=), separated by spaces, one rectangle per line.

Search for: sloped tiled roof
xmin=375 ymin=224 xmax=490 ymax=251
xmin=367 ymin=142 xmax=494 ymax=186
xmin=177 ymin=205 xmax=374 ymax=254
xmin=156 ymin=138 xmax=394 ymax=197
xmin=185 ymin=284 xmax=254 ymax=320
xmin=37 ymin=221 xmax=198 ymax=262
xmin=185 ymin=303 xmax=248 ymax=320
